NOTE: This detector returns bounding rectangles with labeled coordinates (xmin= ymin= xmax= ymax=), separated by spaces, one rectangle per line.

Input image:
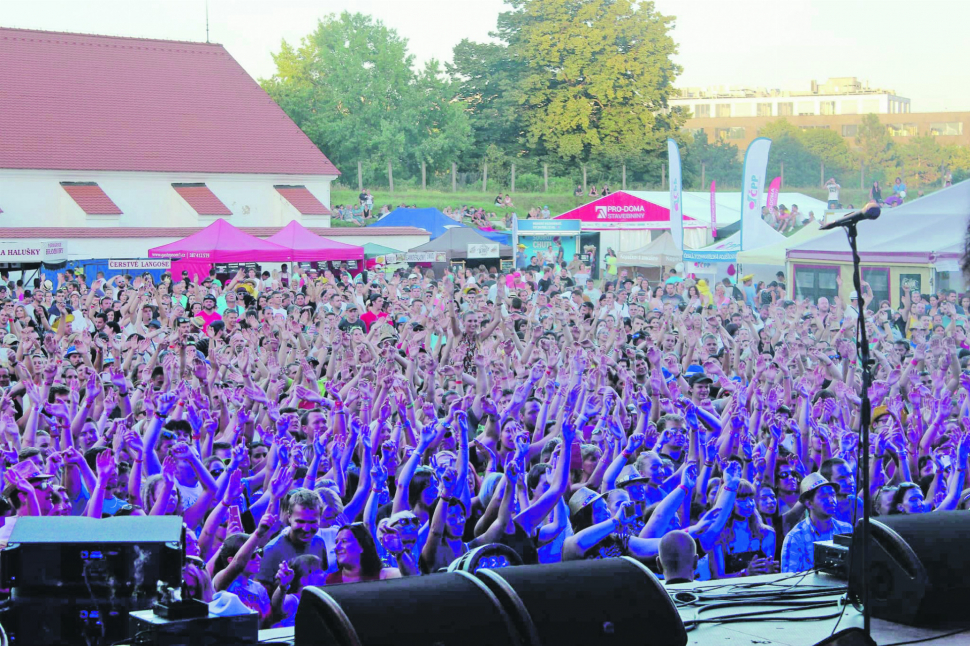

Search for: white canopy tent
xmin=736 ymin=221 xmax=827 ymax=283
xmin=615 ymin=232 xmax=682 ymax=267
xmin=786 ymin=181 xmax=970 ymax=302
xmin=787 ymin=181 xmax=970 ymax=268
xmin=681 ymin=213 xmax=786 ymax=284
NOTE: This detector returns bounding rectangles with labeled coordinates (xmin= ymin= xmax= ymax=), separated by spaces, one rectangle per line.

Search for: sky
xmin=2 ymin=0 xmax=968 ymax=112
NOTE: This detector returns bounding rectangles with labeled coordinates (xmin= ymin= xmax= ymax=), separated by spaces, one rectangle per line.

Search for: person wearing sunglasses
xmin=213 ymin=510 xmax=278 ymax=627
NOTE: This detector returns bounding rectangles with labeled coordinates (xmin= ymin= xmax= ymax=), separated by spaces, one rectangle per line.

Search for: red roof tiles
xmin=0 ymin=28 xmax=339 ymax=176
xmin=275 ymin=186 xmax=332 ymax=216
xmin=173 ymin=184 xmax=232 ymax=216
xmin=60 ymin=182 xmax=123 ymax=215
xmin=0 ymin=227 xmax=428 ymax=239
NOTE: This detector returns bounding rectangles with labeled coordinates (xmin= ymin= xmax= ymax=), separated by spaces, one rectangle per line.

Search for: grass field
xmin=332 ymin=188 xmax=588 ymax=217
xmin=330 ymin=185 xmax=938 ymax=224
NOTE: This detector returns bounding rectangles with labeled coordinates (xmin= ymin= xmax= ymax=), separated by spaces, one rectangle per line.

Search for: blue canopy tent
xmin=477 ymin=229 xmax=511 ymax=245
xmin=368 ymin=208 xmax=465 ymax=239
xmin=39 ymin=259 xmax=168 ymax=286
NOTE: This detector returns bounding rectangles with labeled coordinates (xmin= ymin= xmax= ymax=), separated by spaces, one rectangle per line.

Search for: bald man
xmin=658 ymin=530 xmax=697 ymax=585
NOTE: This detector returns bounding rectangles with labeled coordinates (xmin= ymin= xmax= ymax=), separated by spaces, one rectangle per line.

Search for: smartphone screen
xmin=228 ymin=505 xmax=243 ymax=531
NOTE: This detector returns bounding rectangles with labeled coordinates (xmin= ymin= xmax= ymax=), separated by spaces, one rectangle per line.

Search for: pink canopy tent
xmin=554 ymin=191 xmax=704 ymax=230
xmin=148 ymin=218 xmax=291 ymax=262
xmin=266 ymin=220 xmax=364 ymax=262
xmin=148 ymin=218 xmax=292 ymax=281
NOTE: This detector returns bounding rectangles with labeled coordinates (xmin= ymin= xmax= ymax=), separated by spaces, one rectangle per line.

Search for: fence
xmin=337 ymin=158 xmax=954 ymax=201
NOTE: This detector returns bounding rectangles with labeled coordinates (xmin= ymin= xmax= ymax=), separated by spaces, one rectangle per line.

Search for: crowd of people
xmin=0 ymin=251 xmax=965 ymax=627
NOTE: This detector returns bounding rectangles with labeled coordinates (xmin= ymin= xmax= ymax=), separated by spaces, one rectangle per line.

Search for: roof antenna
xmin=205 ymin=0 xmax=210 ymax=43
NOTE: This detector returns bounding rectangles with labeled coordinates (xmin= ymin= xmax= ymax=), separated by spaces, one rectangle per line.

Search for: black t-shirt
xmin=337 ymin=318 xmax=367 ymax=333
xmin=583 ymin=534 xmax=628 ymax=560
xmin=500 ymin=522 xmax=539 ymax=565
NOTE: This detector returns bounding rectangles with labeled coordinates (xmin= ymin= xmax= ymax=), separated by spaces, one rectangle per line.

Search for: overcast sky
xmin=2 ymin=0 xmax=968 ymax=112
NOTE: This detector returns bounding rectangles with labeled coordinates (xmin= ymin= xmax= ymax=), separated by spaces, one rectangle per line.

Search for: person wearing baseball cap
xmin=779 ymin=473 xmax=852 ymax=572
xmin=198 ymin=293 xmax=222 ymax=332
xmin=686 ymin=370 xmax=713 ymax=404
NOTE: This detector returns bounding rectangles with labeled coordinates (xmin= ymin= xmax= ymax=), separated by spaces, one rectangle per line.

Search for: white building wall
xmin=0 ymin=169 xmax=335 ymax=228
xmin=671 ymin=93 xmax=909 ymax=117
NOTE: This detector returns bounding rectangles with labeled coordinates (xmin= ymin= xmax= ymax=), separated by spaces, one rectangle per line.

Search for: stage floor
xmin=125 ymin=572 xmax=970 ymax=646
xmin=668 ymin=572 xmax=970 ymax=646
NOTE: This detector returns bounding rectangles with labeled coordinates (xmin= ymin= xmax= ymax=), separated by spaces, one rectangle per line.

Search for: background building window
xmin=716 ymin=103 xmax=731 ymax=118
xmin=928 ymin=122 xmax=963 ymax=136
xmin=887 ymin=123 xmax=918 ymax=137
xmin=794 ymin=266 xmax=840 ymax=303
xmin=861 ymin=268 xmax=890 ymax=309
xmin=797 ymin=101 xmax=815 ymax=115
xmin=734 ymin=103 xmax=753 ymax=117
xmin=842 ymin=124 xmax=859 ymax=137
xmin=820 ymin=101 xmax=836 ymax=115
xmin=840 ymin=100 xmax=858 ymax=114
xmin=727 ymin=127 xmax=745 ymax=139
xmin=757 ymin=103 xmax=772 ymax=116
xmin=694 ymin=104 xmax=711 ymax=118
xmin=777 ymin=102 xmax=793 ymax=116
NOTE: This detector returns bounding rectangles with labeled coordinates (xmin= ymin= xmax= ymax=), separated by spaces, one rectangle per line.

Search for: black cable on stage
xmin=682 ymin=599 xmax=843 ymax=631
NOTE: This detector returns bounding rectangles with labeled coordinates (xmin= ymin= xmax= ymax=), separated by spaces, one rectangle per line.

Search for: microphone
xmin=820 ymin=201 xmax=882 ymax=230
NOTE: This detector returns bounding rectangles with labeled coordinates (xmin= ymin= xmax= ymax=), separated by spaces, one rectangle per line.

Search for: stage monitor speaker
xmin=295 ymin=571 xmax=522 ymax=646
xmin=0 ymin=594 xmax=135 ymax=646
xmin=474 ymin=556 xmax=687 ymax=646
xmin=0 ymin=516 xmax=184 ymax=593
xmin=849 ymin=512 xmax=970 ymax=626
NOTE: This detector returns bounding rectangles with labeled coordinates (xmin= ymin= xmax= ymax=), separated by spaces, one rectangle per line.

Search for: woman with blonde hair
xmin=710 ymin=478 xmax=777 ymax=578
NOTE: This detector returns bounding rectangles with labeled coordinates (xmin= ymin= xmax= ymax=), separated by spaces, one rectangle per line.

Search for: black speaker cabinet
xmin=296 ymin=571 xmax=522 ymax=646
xmin=849 ymin=512 xmax=970 ymax=626
xmin=473 ymin=556 xmax=687 ymax=646
xmin=0 ymin=515 xmax=184 ymax=593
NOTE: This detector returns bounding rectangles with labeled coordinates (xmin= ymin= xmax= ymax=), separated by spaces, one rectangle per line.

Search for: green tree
xmin=944 ymin=145 xmax=970 ymax=183
xmin=758 ymin=119 xmax=802 ymax=141
xmin=506 ymin=0 xmax=683 ymax=163
xmin=854 ymin=113 xmax=897 ymax=181
xmin=401 ymin=60 xmax=474 ymax=175
xmin=261 ymin=12 xmax=472 ymax=182
xmin=898 ymin=136 xmax=945 ymax=189
xmin=682 ymin=131 xmax=741 ymax=188
xmin=800 ymin=128 xmax=857 ymax=180
xmin=757 ymin=120 xmax=819 ymax=187
xmin=448 ymin=40 xmax=527 ymax=162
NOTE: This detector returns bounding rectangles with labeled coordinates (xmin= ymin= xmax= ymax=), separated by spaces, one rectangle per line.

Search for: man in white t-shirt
xmin=825 ymin=178 xmax=841 ymax=209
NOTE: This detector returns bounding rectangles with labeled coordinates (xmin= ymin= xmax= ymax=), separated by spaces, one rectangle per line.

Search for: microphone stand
xmin=843 ymin=220 xmax=872 ymax=638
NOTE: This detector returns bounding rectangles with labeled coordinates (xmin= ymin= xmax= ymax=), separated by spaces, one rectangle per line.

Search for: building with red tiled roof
xmin=0 ymin=28 xmax=415 ymax=264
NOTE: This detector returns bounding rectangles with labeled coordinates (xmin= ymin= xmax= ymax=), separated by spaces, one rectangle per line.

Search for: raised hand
xmin=156 ymin=391 xmax=178 ymax=416
xmin=96 ymin=449 xmax=116 ymax=480
xmin=269 ymin=465 xmax=295 ymax=500
xmin=681 ymin=462 xmax=699 ymax=490
xmin=723 ymin=460 xmax=742 ymax=488
xmin=161 ymin=455 xmax=178 ymax=483
xmin=625 ymin=432 xmax=644 ymax=455
xmin=256 ymin=510 xmax=279 ymax=537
